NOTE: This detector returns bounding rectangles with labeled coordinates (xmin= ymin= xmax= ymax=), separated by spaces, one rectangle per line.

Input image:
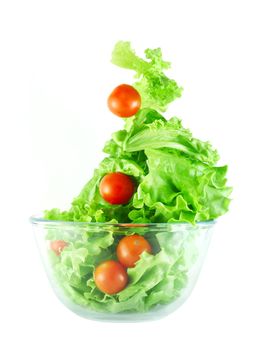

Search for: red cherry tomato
xmin=99 ymin=172 xmax=135 ymax=205
xmin=107 ymin=84 xmax=141 ymax=117
xmin=94 ymin=260 xmax=128 ymax=295
xmin=50 ymin=240 xmax=68 ymax=256
xmin=117 ymin=234 xmax=152 ymax=268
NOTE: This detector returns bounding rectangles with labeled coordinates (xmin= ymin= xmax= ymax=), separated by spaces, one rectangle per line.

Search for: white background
xmin=0 ymin=0 xmax=258 ymax=349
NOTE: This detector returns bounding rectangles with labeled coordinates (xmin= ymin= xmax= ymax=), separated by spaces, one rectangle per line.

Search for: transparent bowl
xmin=30 ymin=216 xmax=215 ymax=322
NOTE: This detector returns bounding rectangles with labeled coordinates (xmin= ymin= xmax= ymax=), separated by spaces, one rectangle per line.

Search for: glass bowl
xmin=30 ymin=216 xmax=215 ymax=322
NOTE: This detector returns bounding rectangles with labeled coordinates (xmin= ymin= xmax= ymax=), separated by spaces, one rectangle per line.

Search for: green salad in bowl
xmin=31 ymin=41 xmax=231 ymax=321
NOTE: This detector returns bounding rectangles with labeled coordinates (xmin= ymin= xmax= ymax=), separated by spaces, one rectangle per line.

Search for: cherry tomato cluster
xmin=94 ymin=234 xmax=152 ymax=295
xmin=50 ymin=85 xmax=144 ymax=295
xmin=94 ymin=85 xmax=146 ymax=294
xmin=50 ymin=235 xmax=152 ymax=295
xmin=99 ymin=84 xmax=141 ymax=205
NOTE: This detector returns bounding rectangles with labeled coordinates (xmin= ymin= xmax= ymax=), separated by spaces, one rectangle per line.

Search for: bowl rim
xmin=30 ymin=214 xmax=216 ymax=228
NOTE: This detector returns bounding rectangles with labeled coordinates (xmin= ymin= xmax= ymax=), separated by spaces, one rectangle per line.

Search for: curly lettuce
xmin=112 ymin=41 xmax=183 ymax=111
xmin=43 ymin=41 xmax=232 ymax=314
xmin=132 ymin=147 xmax=231 ymax=224
xmin=45 ymin=42 xmax=231 ymax=224
xmin=47 ymin=226 xmax=200 ymax=313
xmin=45 ymin=108 xmax=231 ymax=224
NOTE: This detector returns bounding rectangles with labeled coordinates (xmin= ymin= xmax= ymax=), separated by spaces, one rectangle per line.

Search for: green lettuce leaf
xmin=131 ymin=148 xmax=231 ymax=223
xmin=123 ymin=116 xmax=219 ymax=166
xmin=112 ymin=41 xmax=183 ymax=111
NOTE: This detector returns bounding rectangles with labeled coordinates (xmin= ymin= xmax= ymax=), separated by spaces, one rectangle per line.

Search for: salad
xmin=41 ymin=41 xmax=231 ymax=314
